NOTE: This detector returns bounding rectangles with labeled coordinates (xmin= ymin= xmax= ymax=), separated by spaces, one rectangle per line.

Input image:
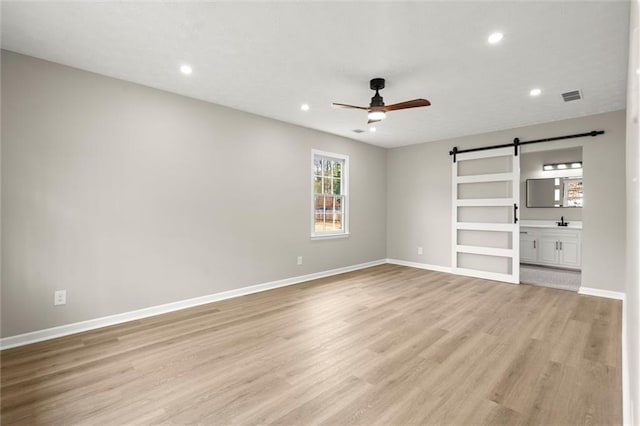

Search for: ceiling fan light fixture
xmin=368 ymin=110 xmax=386 ymax=121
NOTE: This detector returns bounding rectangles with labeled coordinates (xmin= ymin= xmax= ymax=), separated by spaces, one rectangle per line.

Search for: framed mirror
xmin=526 ymin=177 xmax=583 ymax=208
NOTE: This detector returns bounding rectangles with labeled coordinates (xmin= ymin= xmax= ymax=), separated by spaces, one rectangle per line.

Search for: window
xmin=563 ymin=179 xmax=583 ymax=207
xmin=311 ymin=150 xmax=349 ymax=238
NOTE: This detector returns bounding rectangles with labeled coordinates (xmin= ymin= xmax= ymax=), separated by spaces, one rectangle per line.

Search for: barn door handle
xmin=513 ymin=203 xmax=518 ymax=224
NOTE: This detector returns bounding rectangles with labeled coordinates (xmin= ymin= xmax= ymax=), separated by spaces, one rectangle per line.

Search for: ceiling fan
xmin=332 ymin=78 xmax=431 ymax=124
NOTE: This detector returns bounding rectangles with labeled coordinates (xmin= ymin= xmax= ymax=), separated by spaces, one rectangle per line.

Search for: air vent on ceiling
xmin=562 ymin=90 xmax=582 ymax=102
xmin=352 ymin=129 xmax=365 ymax=133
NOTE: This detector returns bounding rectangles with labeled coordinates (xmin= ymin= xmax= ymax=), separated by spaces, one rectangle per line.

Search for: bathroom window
xmin=311 ymin=150 xmax=349 ymax=238
xmin=564 ymin=179 xmax=583 ymax=207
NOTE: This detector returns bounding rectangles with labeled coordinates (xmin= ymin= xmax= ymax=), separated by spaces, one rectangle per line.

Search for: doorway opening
xmin=519 ymin=147 xmax=583 ymax=291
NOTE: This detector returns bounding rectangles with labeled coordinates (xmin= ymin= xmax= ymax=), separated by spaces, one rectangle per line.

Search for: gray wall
xmin=1 ymin=51 xmax=387 ymax=337
xmin=387 ymin=110 xmax=627 ymax=292
xmin=625 ymin=0 xmax=639 ymax=422
xmin=0 ymin=49 xmax=630 ymax=344
xmin=520 ymin=147 xmax=583 ymax=221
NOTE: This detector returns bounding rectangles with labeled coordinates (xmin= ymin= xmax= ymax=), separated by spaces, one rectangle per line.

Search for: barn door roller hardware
xmin=449 ymin=130 xmax=604 ymax=163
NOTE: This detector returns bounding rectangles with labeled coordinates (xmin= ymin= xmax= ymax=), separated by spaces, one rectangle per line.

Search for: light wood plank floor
xmin=1 ymin=264 xmax=622 ymax=425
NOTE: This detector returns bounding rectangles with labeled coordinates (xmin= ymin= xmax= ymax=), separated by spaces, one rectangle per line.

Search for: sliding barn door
xmin=452 ymin=147 xmax=520 ymax=284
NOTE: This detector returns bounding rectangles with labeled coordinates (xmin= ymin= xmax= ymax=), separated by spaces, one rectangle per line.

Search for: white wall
xmin=0 ymin=51 xmax=387 ymax=338
xmin=625 ymin=1 xmax=639 ymax=423
xmin=387 ymin=110 xmax=627 ymax=292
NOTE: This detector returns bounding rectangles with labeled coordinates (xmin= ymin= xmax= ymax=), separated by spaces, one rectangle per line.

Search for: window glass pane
xmin=314 ymin=195 xmax=325 ymax=232
xmin=314 ymin=176 xmax=322 ymax=194
xmin=321 ymin=212 xmax=330 ymax=225
xmin=333 ymin=178 xmax=341 ymax=195
xmin=314 ymin=159 xmax=322 ymax=176
xmin=323 ymin=177 xmax=332 ymax=194
xmin=334 ymin=162 xmax=342 ymax=179
xmin=323 ymin=159 xmax=331 ymax=177
xmin=335 ymin=196 xmax=343 ymax=212
xmin=564 ymin=179 xmax=583 ymax=207
xmin=325 ymin=213 xmax=343 ymax=231
xmin=324 ymin=196 xmax=335 ymax=212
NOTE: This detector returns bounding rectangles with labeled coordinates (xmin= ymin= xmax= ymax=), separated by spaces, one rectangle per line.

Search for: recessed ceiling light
xmin=530 ymin=88 xmax=542 ymax=97
xmin=556 ymin=164 xmax=568 ymax=169
xmin=488 ymin=32 xmax=503 ymax=44
xmin=301 ymin=104 xmax=310 ymax=111
xmin=571 ymin=162 xmax=583 ymax=168
xmin=543 ymin=165 xmax=554 ymax=171
xmin=180 ymin=65 xmax=192 ymax=75
xmin=369 ymin=127 xmax=377 ymax=133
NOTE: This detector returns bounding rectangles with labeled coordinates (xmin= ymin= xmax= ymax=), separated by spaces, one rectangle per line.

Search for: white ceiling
xmin=1 ymin=1 xmax=630 ymax=148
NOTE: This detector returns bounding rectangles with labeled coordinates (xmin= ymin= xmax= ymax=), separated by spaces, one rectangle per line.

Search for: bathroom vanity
xmin=519 ymin=220 xmax=582 ymax=270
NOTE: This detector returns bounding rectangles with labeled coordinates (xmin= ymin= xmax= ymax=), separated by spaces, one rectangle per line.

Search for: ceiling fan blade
xmin=332 ymin=103 xmax=369 ymax=110
xmin=382 ymin=99 xmax=431 ymax=112
xmin=368 ymin=118 xmax=383 ymax=124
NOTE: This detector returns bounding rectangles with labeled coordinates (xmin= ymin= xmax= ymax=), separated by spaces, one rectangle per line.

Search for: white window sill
xmin=311 ymin=232 xmax=351 ymax=241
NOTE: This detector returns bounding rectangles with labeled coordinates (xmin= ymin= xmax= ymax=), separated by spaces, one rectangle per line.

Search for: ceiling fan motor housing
xmin=370 ymin=78 xmax=385 ymax=107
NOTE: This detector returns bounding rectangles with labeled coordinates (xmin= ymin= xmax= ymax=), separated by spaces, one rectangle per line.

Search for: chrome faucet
xmin=557 ymin=216 xmax=569 ymax=227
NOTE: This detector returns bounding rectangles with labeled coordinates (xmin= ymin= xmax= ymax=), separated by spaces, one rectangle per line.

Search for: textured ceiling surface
xmin=1 ymin=1 xmax=630 ymax=148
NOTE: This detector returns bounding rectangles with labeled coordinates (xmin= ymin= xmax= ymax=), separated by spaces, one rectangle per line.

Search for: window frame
xmin=310 ymin=149 xmax=350 ymax=239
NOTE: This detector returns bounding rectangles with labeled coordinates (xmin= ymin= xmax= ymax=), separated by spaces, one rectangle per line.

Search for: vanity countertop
xmin=520 ymin=220 xmax=582 ymax=230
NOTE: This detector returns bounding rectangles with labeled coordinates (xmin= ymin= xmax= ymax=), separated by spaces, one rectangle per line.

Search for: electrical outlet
xmin=418 ymin=247 xmax=423 ymax=255
xmin=297 ymin=256 xmax=303 ymax=265
xmin=54 ymin=290 xmax=66 ymax=306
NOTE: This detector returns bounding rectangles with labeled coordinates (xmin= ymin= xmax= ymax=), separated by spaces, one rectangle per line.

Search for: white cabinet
xmin=519 ymin=227 xmax=581 ymax=270
xmin=539 ymin=236 xmax=560 ymax=264
xmin=558 ymin=237 xmax=581 ymax=267
xmin=519 ymin=232 xmax=538 ymax=263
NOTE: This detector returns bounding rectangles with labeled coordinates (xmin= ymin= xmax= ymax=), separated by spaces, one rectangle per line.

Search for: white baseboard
xmin=578 ymin=286 xmax=626 ymax=300
xmin=0 ymin=259 xmax=387 ymax=350
xmin=386 ymin=258 xmax=452 ymax=274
